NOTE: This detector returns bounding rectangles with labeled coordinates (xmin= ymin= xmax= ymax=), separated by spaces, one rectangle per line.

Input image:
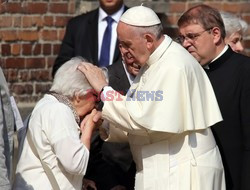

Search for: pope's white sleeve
xmin=102 ymin=87 xmax=148 ymax=135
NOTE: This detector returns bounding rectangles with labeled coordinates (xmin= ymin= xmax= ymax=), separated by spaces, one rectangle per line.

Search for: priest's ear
xmin=210 ymin=27 xmax=222 ymax=45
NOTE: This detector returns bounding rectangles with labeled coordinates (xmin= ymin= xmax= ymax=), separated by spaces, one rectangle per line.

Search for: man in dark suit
xmin=178 ymin=4 xmax=250 ymax=190
xmin=52 ymin=0 xmax=126 ymax=76
xmin=52 ymin=1 xmax=136 ymax=189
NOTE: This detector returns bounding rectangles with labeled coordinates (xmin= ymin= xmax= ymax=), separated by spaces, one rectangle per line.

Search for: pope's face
xmin=117 ymin=22 xmax=150 ymax=67
xmin=225 ymin=31 xmax=244 ymax=53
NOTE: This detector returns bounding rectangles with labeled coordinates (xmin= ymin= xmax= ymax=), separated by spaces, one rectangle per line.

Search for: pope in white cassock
xmin=78 ymin=5 xmax=226 ymax=190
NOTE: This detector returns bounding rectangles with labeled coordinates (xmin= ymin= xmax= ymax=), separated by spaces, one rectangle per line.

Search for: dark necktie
xmin=99 ymin=16 xmax=113 ymax=67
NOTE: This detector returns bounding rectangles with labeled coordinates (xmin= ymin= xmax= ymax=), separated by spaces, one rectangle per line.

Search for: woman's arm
xmin=80 ymin=109 xmax=102 ymax=149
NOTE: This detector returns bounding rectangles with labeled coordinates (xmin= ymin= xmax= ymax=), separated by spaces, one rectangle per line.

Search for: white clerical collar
xmin=147 ymin=35 xmax=172 ymax=66
xmin=99 ymin=5 xmax=125 ymax=23
xmin=211 ymin=45 xmax=228 ymax=62
xmin=204 ymin=45 xmax=228 ymax=69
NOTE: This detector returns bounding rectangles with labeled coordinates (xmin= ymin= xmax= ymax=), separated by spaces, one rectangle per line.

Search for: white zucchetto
xmin=120 ymin=6 xmax=161 ymax=26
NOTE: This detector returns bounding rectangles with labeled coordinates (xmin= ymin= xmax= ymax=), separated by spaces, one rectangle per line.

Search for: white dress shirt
xmin=98 ymin=5 xmax=125 ymax=66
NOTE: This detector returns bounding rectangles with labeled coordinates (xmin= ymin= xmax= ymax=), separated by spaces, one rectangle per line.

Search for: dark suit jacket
xmin=107 ymin=58 xmax=130 ymax=94
xmin=205 ymin=47 xmax=250 ymax=190
xmin=52 ymin=7 xmax=125 ymax=77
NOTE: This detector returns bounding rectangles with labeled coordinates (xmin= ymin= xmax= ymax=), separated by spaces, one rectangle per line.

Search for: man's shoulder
xmin=107 ymin=61 xmax=124 ymax=74
xmin=107 ymin=62 xmax=128 ymax=82
xmin=226 ymin=51 xmax=250 ymax=70
xmin=231 ymin=51 xmax=250 ymax=62
xmin=68 ymin=8 xmax=98 ymax=25
xmin=33 ymin=95 xmax=72 ymax=116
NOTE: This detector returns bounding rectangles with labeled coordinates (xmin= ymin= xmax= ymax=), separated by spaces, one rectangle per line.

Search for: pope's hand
xmin=78 ymin=62 xmax=108 ymax=92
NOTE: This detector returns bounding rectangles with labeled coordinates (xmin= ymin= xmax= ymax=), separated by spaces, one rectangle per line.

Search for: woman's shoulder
xmin=32 ymin=95 xmax=73 ymax=118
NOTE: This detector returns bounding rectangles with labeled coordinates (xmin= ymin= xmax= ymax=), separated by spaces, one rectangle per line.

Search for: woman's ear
xmin=73 ymin=93 xmax=82 ymax=105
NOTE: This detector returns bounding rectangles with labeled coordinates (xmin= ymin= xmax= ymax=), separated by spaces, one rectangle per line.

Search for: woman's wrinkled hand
xmin=80 ymin=109 xmax=102 ymax=133
xmin=80 ymin=109 xmax=103 ymax=149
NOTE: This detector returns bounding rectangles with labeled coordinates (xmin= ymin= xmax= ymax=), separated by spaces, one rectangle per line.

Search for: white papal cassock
xmin=102 ymin=35 xmax=225 ymax=190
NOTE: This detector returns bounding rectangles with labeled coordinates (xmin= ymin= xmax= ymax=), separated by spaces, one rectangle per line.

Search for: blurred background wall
xmin=0 ymin=0 xmax=249 ymax=119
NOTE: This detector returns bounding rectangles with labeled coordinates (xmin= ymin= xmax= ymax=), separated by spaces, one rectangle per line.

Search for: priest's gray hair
xmin=220 ymin=11 xmax=248 ymax=37
xmin=50 ymin=57 xmax=93 ymax=98
xmin=132 ymin=24 xmax=163 ymax=40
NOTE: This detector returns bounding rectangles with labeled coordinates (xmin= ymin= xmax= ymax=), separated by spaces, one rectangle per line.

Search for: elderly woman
xmin=14 ymin=57 xmax=101 ymax=190
xmin=220 ymin=11 xmax=248 ymax=53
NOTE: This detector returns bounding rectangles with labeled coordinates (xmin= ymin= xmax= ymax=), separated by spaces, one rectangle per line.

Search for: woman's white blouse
xmin=15 ymin=95 xmax=89 ymax=190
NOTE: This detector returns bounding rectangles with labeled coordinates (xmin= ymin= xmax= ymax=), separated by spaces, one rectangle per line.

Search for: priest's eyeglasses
xmin=176 ymin=28 xmax=212 ymax=44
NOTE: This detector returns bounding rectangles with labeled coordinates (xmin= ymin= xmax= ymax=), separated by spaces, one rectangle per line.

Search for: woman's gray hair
xmin=239 ymin=19 xmax=248 ymax=34
xmin=50 ymin=57 xmax=92 ymax=98
xmin=220 ymin=11 xmax=248 ymax=37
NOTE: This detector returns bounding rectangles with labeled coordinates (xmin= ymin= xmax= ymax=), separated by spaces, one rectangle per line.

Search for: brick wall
xmin=0 ymin=0 xmax=249 ymax=117
xmin=0 ymin=0 xmax=76 ymax=116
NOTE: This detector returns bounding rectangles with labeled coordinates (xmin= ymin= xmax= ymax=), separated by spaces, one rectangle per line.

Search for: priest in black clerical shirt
xmin=178 ymin=4 xmax=250 ymax=190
